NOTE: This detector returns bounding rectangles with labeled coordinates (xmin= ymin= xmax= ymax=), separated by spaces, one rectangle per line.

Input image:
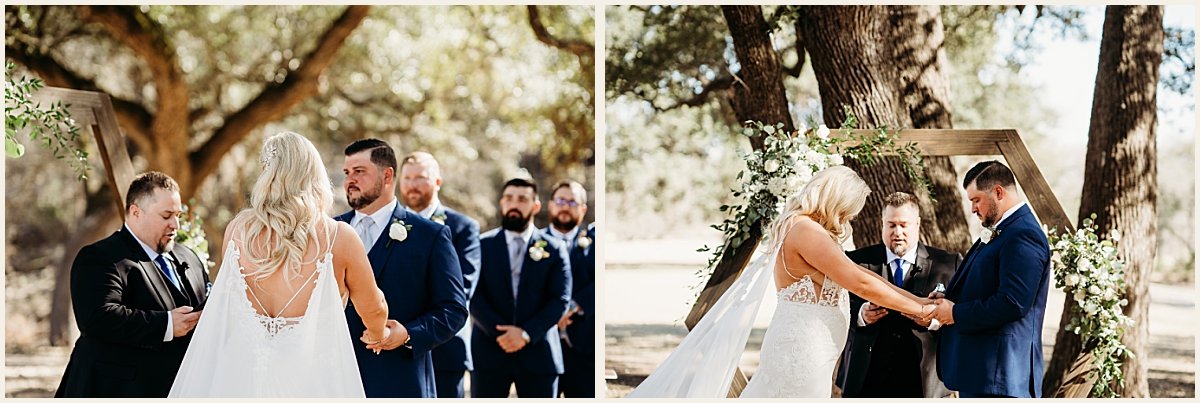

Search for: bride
xmin=628 ymin=165 xmax=935 ymax=398
xmin=169 ymin=132 xmax=390 ymax=397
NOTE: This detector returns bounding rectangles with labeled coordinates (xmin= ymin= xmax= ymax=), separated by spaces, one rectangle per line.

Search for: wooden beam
xmin=32 ymin=86 xmax=135 ymax=219
xmin=997 ymin=130 xmax=1075 ymax=234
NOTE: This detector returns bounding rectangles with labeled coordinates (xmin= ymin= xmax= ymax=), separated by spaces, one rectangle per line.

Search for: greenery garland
xmin=1047 ymin=214 xmax=1134 ymax=397
xmin=5 ymin=61 xmax=90 ymax=180
xmin=695 ymin=107 xmax=930 ymax=285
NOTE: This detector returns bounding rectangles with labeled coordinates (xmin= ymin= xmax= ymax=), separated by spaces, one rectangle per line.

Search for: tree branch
xmin=79 ymin=5 xmax=190 ymax=143
xmin=189 ymin=5 xmax=371 ymax=190
xmin=6 ymin=43 xmax=154 ymax=153
xmin=657 ymin=74 xmax=734 ymax=111
xmin=526 ymin=5 xmax=594 ymax=58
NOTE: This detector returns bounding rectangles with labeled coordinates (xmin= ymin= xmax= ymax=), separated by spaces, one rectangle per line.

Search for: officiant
xmin=836 ymin=192 xmax=959 ymax=398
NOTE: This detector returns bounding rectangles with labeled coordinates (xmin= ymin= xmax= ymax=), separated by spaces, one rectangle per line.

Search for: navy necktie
xmin=155 ymin=254 xmax=181 ymax=290
xmin=892 ymin=258 xmax=905 ymax=288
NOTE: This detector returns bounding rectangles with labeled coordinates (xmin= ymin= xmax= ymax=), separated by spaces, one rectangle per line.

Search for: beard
xmin=348 ymin=180 xmax=384 ymax=210
xmin=501 ymin=209 xmax=533 ymax=232
xmin=551 ymin=211 xmax=579 ymax=232
xmin=402 ymin=189 xmax=433 ymax=211
xmin=156 ymin=236 xmax=175 ymax=254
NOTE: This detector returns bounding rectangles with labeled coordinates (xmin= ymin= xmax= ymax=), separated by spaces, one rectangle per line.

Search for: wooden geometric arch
xmin=31 ymin=86 xmax=136 ymax=220
xmin=684 ymin=129 xmax=1076 ymax=397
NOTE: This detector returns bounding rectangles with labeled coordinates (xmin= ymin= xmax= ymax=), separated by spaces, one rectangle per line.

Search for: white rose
xmin=1078 ymin=259 xmax=1093 ymax=273
xmin=529 ymin=246 xmax=546 ymax=261
xmin=764 ymin=159 xmax=780 ymax=173
xmin=796 ymin=168 xmax=813 ymax=183
xmin=1083 ymin=302 xmax=1097 ymax=314
xmin=768 ymin=177 xmax=789 ymax=197
xmin=1088 ymin=285 xmax=1101 ymax=295
xmin=1064 ymin=274 xmax=1079 ymax=287
xmin=1102 ymin=287 xmax=1116 ymax=301
xmin=390 ymin=224 xmax=408 ymax=242
xmin=827 ymin=154 xmax=844 ymax=166
xmin=816 ymin=124 xmax=830 ymax=139
xmin=1073 ymin=290 xmax=1086 ymax=302
xmin=805 ymin=150 xmax=823 ymax=165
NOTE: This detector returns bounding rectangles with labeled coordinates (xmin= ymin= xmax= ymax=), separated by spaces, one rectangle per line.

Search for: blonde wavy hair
xmin=768 ymin=165 xmax=870 ymax=250
xmin=238 ymin=131 xmax=334 ymax=281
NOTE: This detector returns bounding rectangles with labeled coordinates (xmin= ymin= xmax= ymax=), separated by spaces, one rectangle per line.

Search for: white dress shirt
xmin=352 ymin=198 xmax=398 ymax=248
xmin=405 ymin=197 xmax=441 ymax=220
xmin=994 ymin=201 xmax=1028 ymax=229
xmin=548 ymin=225 xmax=579 ymax=244
xmin=856 ymin=245 xmax=918 ymax=327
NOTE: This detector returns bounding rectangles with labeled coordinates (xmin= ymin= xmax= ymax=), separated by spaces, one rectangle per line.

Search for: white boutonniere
xmin=980 ymin=227 xmax=1000 ymax=244
xmin=528 ymin=240 xmax=549 ymax=261
xmin=387 ymin=219 xmax=412 ymax=247
xmin=431 ymin=212 xmax=447 ymax=225
xmin=576 ymin=235 xmax=592 ymax=250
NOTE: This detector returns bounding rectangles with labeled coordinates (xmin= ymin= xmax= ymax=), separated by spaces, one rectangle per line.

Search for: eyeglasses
xmin=552 ymin=198 xmax=580 ymax=207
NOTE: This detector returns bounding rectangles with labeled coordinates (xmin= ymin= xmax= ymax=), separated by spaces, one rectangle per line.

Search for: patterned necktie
xmin=892 ymin=258 xmax=905 ymax=288
xmin=155 ymin=254 xmax=181 ymax=290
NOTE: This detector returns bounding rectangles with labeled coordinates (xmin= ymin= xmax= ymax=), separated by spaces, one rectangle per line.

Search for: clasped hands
xmin=894 ymin=290 xmax=955 ymax=328
xmin=359 ymin=319 xmax=406 ymax=354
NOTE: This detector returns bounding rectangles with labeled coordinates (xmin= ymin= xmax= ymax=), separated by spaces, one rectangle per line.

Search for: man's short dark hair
xmin=503 ymin=178 xmax=538 ymax=198
xmin=344 ymin=138 xmax=397 ymax=173
xmin=963 ymin=160 xmax=1017 ymax=191
xmin=882 ymin=192 xmax=919 ymax=214
xmin=550 ymin=179 xmax=587 ymax=205
xmin=126 ymin=171 xmax=180 ymax=209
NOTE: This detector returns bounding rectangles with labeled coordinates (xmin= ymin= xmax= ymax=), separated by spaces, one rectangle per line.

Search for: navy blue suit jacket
xmin=336 ymin=205 xmax=468 ymax=397
xmin=542 ymin=223 xmax=595 ymax=357
xmin=938 ymin=204 xmax=1051 ymax=397
xmin=428 ymin=205 xmax=482 ymax=373
xmin=471 ymin=227 xmax=572 ymax=375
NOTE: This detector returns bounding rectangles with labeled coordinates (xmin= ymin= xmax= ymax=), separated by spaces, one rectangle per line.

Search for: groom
xmin=928 ymin=160 xmax=1051 ymax=398
xmin=337 ymin=139 xmax=468 ymax=397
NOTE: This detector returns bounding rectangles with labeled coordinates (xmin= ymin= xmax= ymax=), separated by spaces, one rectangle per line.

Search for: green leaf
xmin=6 ymin=138 xmax=25 ymax=158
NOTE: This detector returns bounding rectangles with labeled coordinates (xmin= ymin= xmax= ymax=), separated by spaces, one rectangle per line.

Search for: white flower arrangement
xmin=696 ymin=109 xmax=930 ymax=278
xmin=1047 ymin=214 xmax=1134 ymax=398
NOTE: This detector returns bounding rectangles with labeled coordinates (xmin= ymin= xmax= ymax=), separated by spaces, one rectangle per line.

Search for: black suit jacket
xmin=835 ymin=243 xmax=960 ymax=398
xmin=56 ymin=227 xmax=210 ymax=397
xmin=542 ymin=223 xmax=595 ymax=357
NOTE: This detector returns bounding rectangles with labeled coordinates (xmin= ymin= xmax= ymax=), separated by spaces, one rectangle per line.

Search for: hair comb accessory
xmin=261 ymin=144 xmax=279 ymax=167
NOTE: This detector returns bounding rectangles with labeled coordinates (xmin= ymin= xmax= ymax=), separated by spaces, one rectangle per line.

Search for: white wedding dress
xmin=627 ymin=243 xmax=849 ymax=398
xmin=169 ymin=222 xmax=365 ymax=397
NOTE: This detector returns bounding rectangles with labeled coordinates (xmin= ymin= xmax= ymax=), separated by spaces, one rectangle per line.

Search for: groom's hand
xmin=495 ymin=325 xmax=528 ymax=353
xmin=171 ymin=306 xmax=201 ymax=337
xmin=929 ymin=298 xmax=955 ymax=325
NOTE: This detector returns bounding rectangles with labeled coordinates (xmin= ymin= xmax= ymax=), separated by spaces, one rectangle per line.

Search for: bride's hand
xmin=919 ymin=303 xmax=937 ymax=320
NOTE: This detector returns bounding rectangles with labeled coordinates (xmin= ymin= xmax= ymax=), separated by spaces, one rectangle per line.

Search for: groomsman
xmin=398 ymin=151 xmax=482 ymax=398
xmin=931 ymin=160 xmax=1051 ymax=398
xmin=471 ymin=178 xmax=572 ymax=397
xmin=835 ymin=192 xmax=960 ymax=398
xmin=56 ymin=172 xmax=210 ymax=397
xmin=337 ymin=139 xmax=468 ymax=397
xmin=542 ymin=180 xmax=596 ymax=398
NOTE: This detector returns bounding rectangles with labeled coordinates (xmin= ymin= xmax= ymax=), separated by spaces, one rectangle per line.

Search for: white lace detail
xmin=742 ymin=274 xmax=851 ymax=398
xmin=777 ymin=274 xmax=849 ymax=307
xmin=231 ymin=244 xmax=332 ymax=339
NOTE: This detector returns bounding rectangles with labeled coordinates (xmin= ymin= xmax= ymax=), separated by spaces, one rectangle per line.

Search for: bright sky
xmin=1016 ymin=5 xmax=1195 ymax=143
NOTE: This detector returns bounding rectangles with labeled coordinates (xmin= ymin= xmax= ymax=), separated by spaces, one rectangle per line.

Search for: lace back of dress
xmin=775 ymin=244 xmax=846 ymax=307
xmin=235 ymin=218 xmax=339 ymax=338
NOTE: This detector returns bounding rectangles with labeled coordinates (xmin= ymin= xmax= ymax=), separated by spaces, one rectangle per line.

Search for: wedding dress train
xmin=169 ymin=223 xmax=364 ymax=397
xmin=627 ymin=244 xmax=849 ymax=398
